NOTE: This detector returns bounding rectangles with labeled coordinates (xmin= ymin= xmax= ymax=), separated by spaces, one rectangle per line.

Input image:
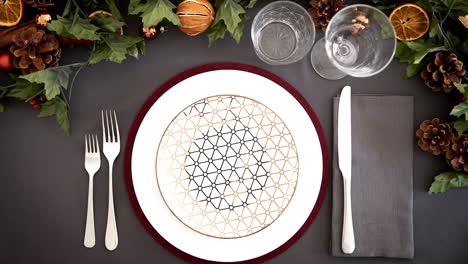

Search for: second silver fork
xmin=102 ymin=110 xmax=120 ymax=251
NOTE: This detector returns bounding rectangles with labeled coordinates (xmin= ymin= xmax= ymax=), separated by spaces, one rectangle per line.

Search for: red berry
xmin=29 ymin=98 xmax=38 ymax=105
xmin=78 ymin=39 xmax=94 ymax=45
xmin=59 ymin=36 xmax=93 ymax=46
xmin=58 ymin=36 xmax=73 ymax=46
xmin=33 ymin=104 xmax=41 ymax=110
xmin=449 ymin=90 xmax=465 ymax=111
xmin=0 ymin=52 xmax=13 ymax=72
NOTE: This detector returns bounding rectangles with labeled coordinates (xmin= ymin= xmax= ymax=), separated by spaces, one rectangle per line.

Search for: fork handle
xmin=84 ymin=177 xmax=95 ymax=248
xmin=105 ymin=163 xmax=118 ymax=251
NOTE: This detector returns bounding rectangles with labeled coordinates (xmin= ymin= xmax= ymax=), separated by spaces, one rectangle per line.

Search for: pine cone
xmin=416 ymin=118 xmax=454 ymax=155
xmin=420 ymin=51 xmax=465 ymax=93
xmin=446 ymin=134 xmax=468 ymax=172
xmin=10 ymin=27 xmax=61 ymax=75
xmin=308 ymin=0 xmax=345 ymax=31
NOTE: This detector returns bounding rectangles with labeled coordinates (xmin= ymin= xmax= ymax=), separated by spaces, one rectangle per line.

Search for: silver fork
xmin=84 ymin=134 xmax=100 ymax=249
xmin=102 ymin=110 xmax=120 ymax=251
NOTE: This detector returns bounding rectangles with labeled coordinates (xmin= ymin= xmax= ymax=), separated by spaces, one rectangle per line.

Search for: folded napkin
xmin=331 ymin=95 xmax=414 ymax=259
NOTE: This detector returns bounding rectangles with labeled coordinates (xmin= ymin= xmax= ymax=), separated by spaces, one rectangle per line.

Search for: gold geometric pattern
xmin=156 ymin=95 xmax=299 ymax=238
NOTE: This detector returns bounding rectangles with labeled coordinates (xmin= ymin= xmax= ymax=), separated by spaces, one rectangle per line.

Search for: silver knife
xmin=338 ymin=86 xmax=355 ymax=254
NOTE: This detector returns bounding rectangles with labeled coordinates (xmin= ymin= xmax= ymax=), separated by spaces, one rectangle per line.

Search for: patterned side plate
xmin=157 ymin=95 xmax=299 ymax=238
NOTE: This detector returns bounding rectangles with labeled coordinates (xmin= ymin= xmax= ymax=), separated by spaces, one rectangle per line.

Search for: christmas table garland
xmin=0 ymin=0 xmax=256 ymax=134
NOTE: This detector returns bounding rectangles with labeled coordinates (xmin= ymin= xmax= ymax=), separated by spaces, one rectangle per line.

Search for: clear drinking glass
xmin=311 ymin=4 xmax=396 ymax=80
xmin=252 ymin=1 xmax=316 ymax=65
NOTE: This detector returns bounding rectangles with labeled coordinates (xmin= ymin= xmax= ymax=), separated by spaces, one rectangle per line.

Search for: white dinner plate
xmin=127 ymin=64 xmax=328 ymax=263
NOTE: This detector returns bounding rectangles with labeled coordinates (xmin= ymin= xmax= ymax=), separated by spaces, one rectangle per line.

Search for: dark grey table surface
xmin=1 ymin=1 xmax=467 ymax=263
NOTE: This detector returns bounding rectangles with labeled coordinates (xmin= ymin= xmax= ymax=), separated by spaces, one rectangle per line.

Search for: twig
xmin=44 ymin=62 xmax=88 ymax=70
xmin=25 ymin=89 xmax=45 ymax=102
xmin=441 ymin=0 xmax=457 ymax=24
xmin=438 ymin=23 xmax=454 ymax=50
xmin=71 ymin=0 xmax=88 ymax=18
xmin=68 ymin=62 xmax=87 ymax=101
xmin=60 ymin=86 xmax=70 ymax=107
xmin=0 ymin=84 xmax=16 ymax=90
xmin=72 ymin=8 xmax=79 ymax=27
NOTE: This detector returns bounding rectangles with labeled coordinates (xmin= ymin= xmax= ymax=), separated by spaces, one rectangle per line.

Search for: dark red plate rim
xmin=123 ymin=63 xmax=329 ymax=264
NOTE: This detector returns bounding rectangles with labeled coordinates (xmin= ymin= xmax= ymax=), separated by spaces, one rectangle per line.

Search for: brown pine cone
xmin=308 ymin=0 xmax=345 ymax=31
xmin=416 ymin=118 xmax=454 ymax=155
xmin=9 ymin=27 xmax=61 ymax=75
xmin=446 ymin=134 xmax=468 ymax=172
xmin=420 ymin=51 xmax=465 ymax=93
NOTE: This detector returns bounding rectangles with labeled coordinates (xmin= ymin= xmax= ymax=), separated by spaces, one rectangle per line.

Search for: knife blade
xmin=338 ymin=86 xmax=355 ymax=254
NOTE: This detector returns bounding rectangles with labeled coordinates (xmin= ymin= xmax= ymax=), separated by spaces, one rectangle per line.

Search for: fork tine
xmin=94 ymin=134 xmax=100 ymax=154
xmin=104 ymin=110 xmax=111 ymax=143
xmin=113 ymin=110 xmax=120 ymax=142
xmin=108 ymin=110 xmax=115 ymax=143
xmin=85 ymin=134 xmax=89 ymax=153
xmin=88 ymin=134 xmax=92 ymax=153
xmin=102 ymin=110 xmax=106 ymax=142
xmin=92 ymin=134 xmax=97 ymax=153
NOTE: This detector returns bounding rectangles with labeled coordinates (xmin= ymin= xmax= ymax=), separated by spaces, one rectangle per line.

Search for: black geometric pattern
xmin=185 ymin=122 xmax=269 ymax=211
xmin=156 ymin=95 xmax=299 ymax=238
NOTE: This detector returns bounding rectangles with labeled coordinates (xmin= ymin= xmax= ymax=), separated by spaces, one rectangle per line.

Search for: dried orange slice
xmin=0 ymin=0 xmax=24 ymax=27
xmin=389 ymin=3 xmax=430 ymax=41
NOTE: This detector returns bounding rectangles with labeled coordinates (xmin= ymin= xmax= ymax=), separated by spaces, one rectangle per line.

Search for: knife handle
xmin=342 ymin=177 xmax=355 ymax=254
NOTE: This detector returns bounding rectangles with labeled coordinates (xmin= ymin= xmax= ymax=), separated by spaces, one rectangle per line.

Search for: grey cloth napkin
xmin=331 ymin=95 xmax=414 ymax=259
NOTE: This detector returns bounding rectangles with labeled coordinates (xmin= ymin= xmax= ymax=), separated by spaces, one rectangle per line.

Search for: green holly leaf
xmin=450 ymin=102 xmax=468 ymax=120
xmin=128 ymin=0 xmax=145 ymax=14
xmin=48 ymin=15 xmax=100 ymax=40
xmin=91 ymin=13 xmax=125 ymax=33
xmin=208 ymin=21 xmax=227 ymax=47
xmin=395 ymin=41 xmax=414 ymax=64
xmin=416 ymin=0 xmax=433 ymax=13
xmin=62 ymin=0 xmax=72 ymax=17
xmin=231 ymin=16 xmax=245 ymax=43
xmin=245 ymin=0 xmax=257 ymax=9
xmin=105 ymin=0 xmax=124 ymax=21
xmin=396 ymin=39 xmax=446 ymax=65
xmin=431 ymin=0 xmax=468 ymax=17
xmin=127 ymin=40 xmax=146 ymax=59
xmin=0 ymin=101 xmax=6 ymax=112
xmin=453 ymin=119 xmax=468 ymax=135
xmin=128 ymin=0 xmax=180 ymax=27
xmin=404 ymin=39 xmax=446 ymax=64
xmin=429 ymin=171 xmax=468 ymax=194
xmin=214 ymin=0 xmax=245 ymax=34
xmin=90 ymin=34 xmax=145 ymax=64
xmin=454 ymin=83 xmax=468 ymax=96
xmin=405 ymin=63 xmax=424 ymax=78
xmin=38 ymin=98 xmax=70 ymax=135
xmin=6 ymin=79 xmax=43 ymax=101
xmin=19 ymin=63 xmax=86 ymax=100
xmin=429 ymin=15 xmax=441 ymax=39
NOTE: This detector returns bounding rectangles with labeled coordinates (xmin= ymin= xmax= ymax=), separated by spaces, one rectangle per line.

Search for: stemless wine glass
xmin=252 ymin=1 xmax=316 ymax=65
xmin=311 ymin=4 xmax=396 ymax=80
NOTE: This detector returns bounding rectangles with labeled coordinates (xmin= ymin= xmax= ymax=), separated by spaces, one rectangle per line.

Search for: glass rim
xmin=324 ymin=4 xmax=397 ymax=78
xmin=251 ymin=0 xmax=316 ymax=65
